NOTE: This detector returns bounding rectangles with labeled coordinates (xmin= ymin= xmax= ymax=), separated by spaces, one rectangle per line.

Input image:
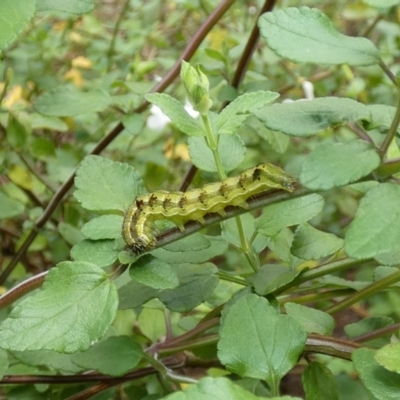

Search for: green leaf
xmin=265 ymin=228 xmax=295 ymax=263
xmin=71 ymin=239 xmax=119 ymax=268
xmin=353 ymin=348 xmax=400 ymax=400
xmin=258 ymin=7 xmax=380 ymax=66
xmin=0 ymin=0 xmax=35 ymax=50
xmin=30 ymin=114 xmax=68 ymax=131
xmin=58 ymin=222 xmax=84 ymax=246
xmin=74 ymin=155 xmax=146 ymax=212
xmin=188 ymin=134 xmax=246 ymax=172
xmin=164 ymin=377 xmax=265 ymax=400
xmin=152 ymin=235 xmax=228 ymax=264
xmin=0 ymin=349 xmax=8 ymax=380
xmin=0 ymin=192 xmax=24 ymax=219
xmin=375 ymin=343 xmax=400 ymax=374
xmin=130 ymin=255 xmax=179 ymax=290
xmin=218 ymin=293 xmax=306 ymax=383
xmin=345 ymin=184 xmax=400 ymax=259
xmin=36 ymin=0 xmax=94 ymax=13
xmin=159 ymin=263 xmax=218 ymax=312
xmin=256 ymin=194 xmax=325 ymax=237
xmin=81 ymin=215 xmax=124 ymax=240
xmin=345 ymin=317 xmax=394 ymax=348
xmin=29 ymin=137 xmax=56 ymax=160
xmin=0 ymin=262 xmax=118 ymax=353
xmin=302 ymin=362 xmax=339 ymax=400
xmin=6 ymin=115 xmax=28 ymax=149
xmin=71 ymin=336 xmax=143 ymax=376
xmin=285 ymin=303 xmax=335 ymax=335
xmin=118 ymin=280 xmax=159 ymax=309
xmin=217 ymin=91 xmax=280 ymax=135
xmin=11 ymin=349 xmax=83 ymax=374
xmin=365 ymin=105 xmax=399 ymax=132
xmin=255 ymin=97 xmax=369 ymax=136
xmin=363 ymin=0 xmax=400 ymax=8
xmin=300 ymin=140 xmax=380 ymax=190
xmin=34 ymin=85 xmax=110 ymax=117
xmin=291 ymin=223 xmax=344 ymax=260
xmin=247 ymin=264 xmax=301 ymax=296
xmin=145 ymin=93 xmax=204 ymax=136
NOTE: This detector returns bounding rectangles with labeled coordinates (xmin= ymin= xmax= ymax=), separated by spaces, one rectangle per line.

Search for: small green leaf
xmin=218 ymin=293 xmax=306 ymax=383
xmin=300 ymin=140 xmax=380 ymax=190
xmin=363 ymin=0 xmax=400 ymax=8
xmin=36 ymin=0 xmax=94 ymax=13
xmin=353 ymin=348 xmax=400 ymax=400
xmin=258 ymin=7 xmax=380 ymax=66
xmin=30 ymin=137 xmax=56 ymax=160
xmin=74 ymin=155 xmax=146 ymax=212
xmin=58 ymin=222 xmax=84 ymax=246
xmin=81 ymin=215 xmax=124 ymax=240
xmin=0 ymin=192 xmax=24 ymax=219
xmin=6 ymin=115 xmax=28 ymax=149
xmin=291 ymin=223 xmax=344 ymax=260
xmin=145 ymin=93 xmax=204 ymax=136
xmin=248 ymin=264 xmax=300 ymax=296
xmin=0 ymin=0 xmax=35 ymax=50
xmin=302 ymin=362 xmax=339 ymax=400
xmin=71 ymin=336 xmax=143 ymax=376
xmin=0 ymin=262 xmax=118 ymax=353
xmin=11 ymin=349 xmax=83 ymax=374
xmin=365 ymin=105 xmax=399 ymax=132
xmin=285 ymin=303 xmax=335 ymax=335
xmin=34 ymin=85 xmax=110 ymax=116
xmin=345 ymin=184 xmax=400 ymax=259
xmin=375 ymin=343 xmax=400 ymax=374
xmin=164 ymin=377 xmax=265 ymax=400
xmin=255 ymin=97 xmax=369 ymax=136
xmin=256 ymin=194 xmax=325 ymax=237
xmin=188 ymin=134 xmax=246 ymax=172
xmin=118 ymin=280 xmax=159 ymax=309
xmin=71 ymin=239 xmax=119 ymax=268
xmin=130 ymin=255 xmax=179 ymax=290
xmin=217 ymin=91 xmax=280 ymax=135
xmin=159 ymin=263 xmax=218 ymax=312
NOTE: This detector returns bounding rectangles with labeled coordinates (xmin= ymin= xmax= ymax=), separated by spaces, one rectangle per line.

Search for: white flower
xmin=146 ymin=104 xmax=171 ymax=132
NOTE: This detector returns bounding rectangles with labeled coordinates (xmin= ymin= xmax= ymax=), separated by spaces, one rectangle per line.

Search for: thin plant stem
xmin=380 ymin=90 xmax=400 ymax=156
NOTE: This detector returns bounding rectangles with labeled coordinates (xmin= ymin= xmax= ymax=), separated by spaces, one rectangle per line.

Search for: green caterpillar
xmin=122 ymin=163 xmax=295 ymax=253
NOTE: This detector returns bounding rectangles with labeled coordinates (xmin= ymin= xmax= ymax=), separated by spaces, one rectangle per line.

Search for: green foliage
xmin=1 ymin=1 xmax=400 ymax=399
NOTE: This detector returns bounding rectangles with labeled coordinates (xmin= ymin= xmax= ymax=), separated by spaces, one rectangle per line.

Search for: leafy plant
xmin=1 ymin=1 xmax=400 ymax=399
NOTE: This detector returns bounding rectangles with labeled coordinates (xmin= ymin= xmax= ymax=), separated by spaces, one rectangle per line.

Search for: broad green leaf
xmin=266 ymin=228 xmax=295 ymax=263
xmin=36 ymin=0 xmax=94 ymax=13
xmin=302 ymin=362 xmax=339 ymax=400
xmin=118 ymin=280 xmax=159 ymax=309
xmin=71 ymin=239 xmax=119 ymax=267
xmin=30 ymin=137 xmax=56 ymax=160
xmin=217 ymin=91 xmax=280 ymax=135
xmin=30 ymin=114 xmax=68 ymax=131
xmin=145 ymin=93 xmax=204 ymax=136
xmin=255 ymin=98 xmax=369 ymax=136
xmin=71 ymin=336 xmax=143 ymax=376
xmin=34 ymin=85 xmax=110 ymax=116
xmin=152 ymin=236 xmax=228 ymax=264
xmin=159 ymin=263 xmax=218 ymax=312
xmin=218 ymin=293 xmax=306 ymax=382
xmin=353 ymin=348 xmax=400 ymax=400
xmin=0 ymin=262 xmax=118 ymax=353
xmin=0 ymin=349 xmax=8 ymax=380
xmin=188 ymin=134 xmax=246 ymax=172
xmin=345 ymin=184 xmax=400 ymax=258
xmin=256 ymin=194 xmax=325 ymax=236
xmin=291 ymin=223 xmax=344 ymax=260
xmin=258 ymin=7 xmax=380 ymax=66
xmin=365 ymin=105 xmax=399 ymax=132
xmin=300 ymin=140 xmax=380 ymax=190
xmin=375 ymin=249 xmax=400 ymax=266
xmin=248 ymin=265 xmax=300 ymax=296
xmin=285 ymin=303 xmax=335 ymax=335
xmin=0 ymin=0 xmax=35 ymax=50
xmin=6 ymin=115 xmax=28 ymax=149
xmin=74 ymin=155 xmax=146 ymax=212
xmin=374 ymin=266 xmax=400 ymax=287
xmin=164 ymin=377 xmax=265 ymax=400
xmin=138 ymin=307 xmax=166 ymax=342
xmin=11 ymin=349 xmax=83 ymax=374
xmin=58 ymin=222 xmax=84 ymax=246
xmin=375 ymin=343 xmax=400 ymax=374
xmin=0 ymin=192 xmax=24 ymax=219
xmin=81 ymin=215 xmax=124 ymax=240
xmin=130 ymin=255 xmax=179 ymax=290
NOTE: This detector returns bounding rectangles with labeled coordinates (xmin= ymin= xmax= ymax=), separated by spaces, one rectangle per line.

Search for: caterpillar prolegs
xmin=122 ymin=163 xmax=295 ymax=253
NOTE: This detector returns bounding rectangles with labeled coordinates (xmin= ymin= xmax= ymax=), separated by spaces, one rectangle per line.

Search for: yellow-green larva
xmin=122 ymin=163 xmax=295 ymax=253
